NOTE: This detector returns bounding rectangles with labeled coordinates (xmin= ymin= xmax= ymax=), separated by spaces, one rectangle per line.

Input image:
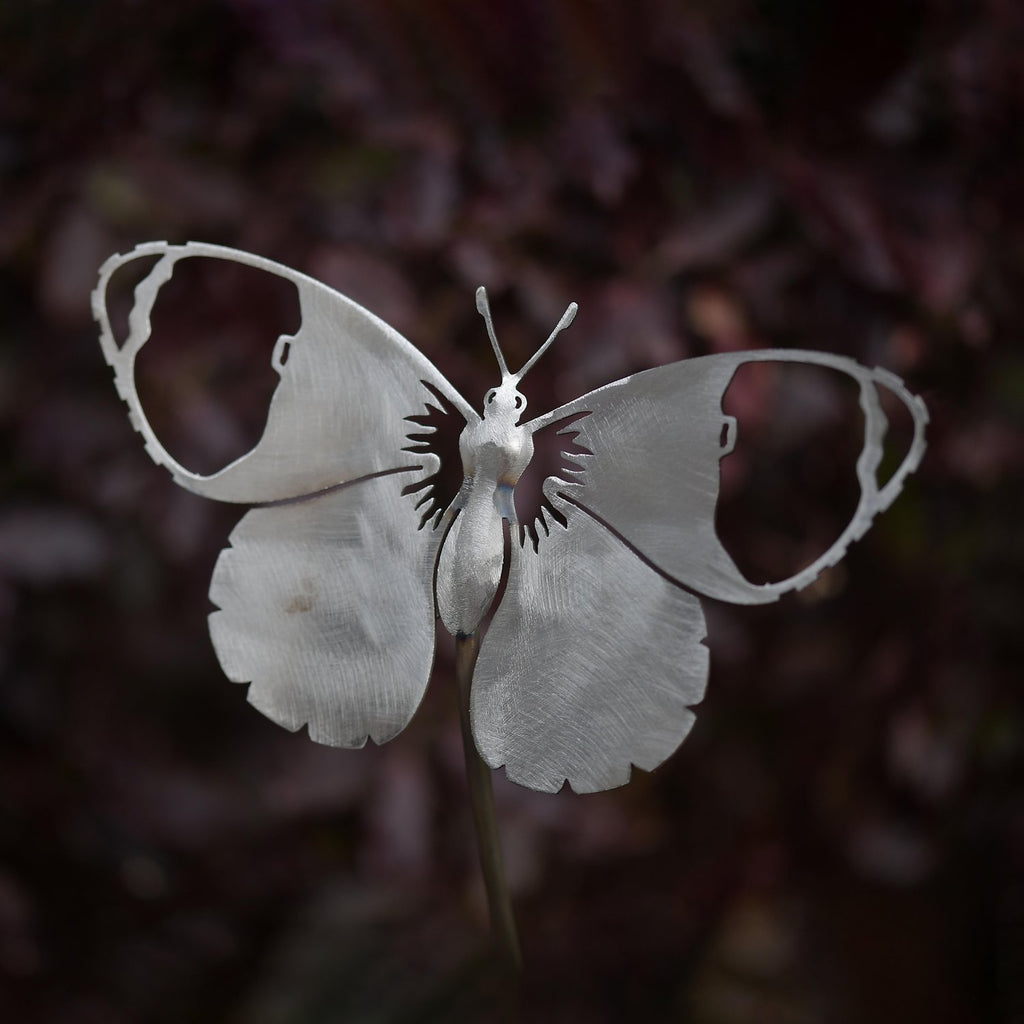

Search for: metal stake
xmin=454 ymin=632 xmax=522 ymax=972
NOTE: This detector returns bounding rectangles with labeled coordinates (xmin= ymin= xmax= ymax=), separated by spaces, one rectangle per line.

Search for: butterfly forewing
xmin=94 ymin=241 xmax=476 ymax=504
xmin=529 ymin=350 xmax=928 ymax=606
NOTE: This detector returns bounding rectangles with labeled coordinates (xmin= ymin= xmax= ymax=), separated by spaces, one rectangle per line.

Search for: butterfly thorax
xmin=434 ymin=385 xmax=534 ymax=637
xmin=462 ymin=398 xmax=533 ymax=493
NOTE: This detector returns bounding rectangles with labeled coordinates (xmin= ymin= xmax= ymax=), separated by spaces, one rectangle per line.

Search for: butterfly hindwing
xmin=471 ymin=494 xmax=708 ymax=794
xmin=208 ymin=470 xmax=441 ymax=747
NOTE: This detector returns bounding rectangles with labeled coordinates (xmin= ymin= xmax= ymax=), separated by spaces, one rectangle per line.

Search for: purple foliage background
xmin=1 ymin=1 xmax=1022 ymax=1021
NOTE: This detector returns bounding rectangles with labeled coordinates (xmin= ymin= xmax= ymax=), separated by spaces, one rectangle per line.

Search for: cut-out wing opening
xmin=715 ymin=359 xmax=867 ymax=586
xmin=126 ymin=252 xmax=302 ymax=477
xmin=93 ymin=241 xmax=476 ymax=504
xmin=103 ymin=252 xmax=164 ymax=351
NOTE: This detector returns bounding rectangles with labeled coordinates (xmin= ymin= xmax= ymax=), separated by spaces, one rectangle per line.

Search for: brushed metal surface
xmin=534 ymin=349 xmax=929 ymax=606
xmin=472 ymin=496 xmax=708 ymax=794
xmin=94 ymin=241 xmax=929 ymax=792
xmin=93 ymin=241 xmax=473 ymax=503
xmin=209 ymin=472 xmax=439 ymax=746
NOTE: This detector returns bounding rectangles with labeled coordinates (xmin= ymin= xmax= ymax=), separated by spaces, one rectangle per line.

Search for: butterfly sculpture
xmin=94 ymin=242 xmax=928 ymax=795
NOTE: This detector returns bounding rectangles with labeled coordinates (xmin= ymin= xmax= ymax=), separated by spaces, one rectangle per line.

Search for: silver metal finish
xmin=94 ymin=241 xmax=929 ymax=793
xmin=209 ymin=473 xmax=439 ymax=747
xmin=472 ymin=497 xmax=708 ymax=794
xmin=93 ymin=242 xmax=474 ymax=503
xmin=532 ymin=349 xmax=929 ymax=606
xmin=434 ymin=289 xmax=577 ymax=636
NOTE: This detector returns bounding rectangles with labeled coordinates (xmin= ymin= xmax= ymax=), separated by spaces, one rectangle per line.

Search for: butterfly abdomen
xmin=436 ymin=486 xmax=505 ymax=635
xmin=435 ymin=412 xmax=534 ymax=635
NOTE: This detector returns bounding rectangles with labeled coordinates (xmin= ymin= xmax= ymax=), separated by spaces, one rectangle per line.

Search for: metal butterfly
xmin=94 ymin=242 xmax=928 ymax=794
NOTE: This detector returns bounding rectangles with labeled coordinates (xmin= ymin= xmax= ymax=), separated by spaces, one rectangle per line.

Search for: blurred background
xmin=1 ymin=1 xmax=1022 ymax=1021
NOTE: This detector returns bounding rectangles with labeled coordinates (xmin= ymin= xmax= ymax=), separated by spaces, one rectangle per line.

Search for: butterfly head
xmin=475 ymin=285 xmax=577 ymax=421
xmin=482 ymin=378 xmax=528 ymax=421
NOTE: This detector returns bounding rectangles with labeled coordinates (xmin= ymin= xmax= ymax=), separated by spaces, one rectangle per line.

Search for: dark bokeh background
xmin=2 ymin=2 xmax=1022 ymax=1021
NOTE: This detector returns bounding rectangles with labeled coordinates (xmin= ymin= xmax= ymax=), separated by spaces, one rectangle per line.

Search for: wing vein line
xmin=247 ymin=464 xmax=426 ymax=509
xmin=551 ymin=491 xmax=710 ymax=601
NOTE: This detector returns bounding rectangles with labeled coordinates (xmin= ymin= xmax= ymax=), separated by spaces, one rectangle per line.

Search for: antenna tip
xmin=561 ymin=301 xmax=578 ymax=329
xmin=475 ymin=286 xmax=489 ymax=313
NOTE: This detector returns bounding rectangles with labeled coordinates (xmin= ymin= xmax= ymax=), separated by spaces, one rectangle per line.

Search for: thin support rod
xmin=454 ymin=632 xmax=522 ymax=972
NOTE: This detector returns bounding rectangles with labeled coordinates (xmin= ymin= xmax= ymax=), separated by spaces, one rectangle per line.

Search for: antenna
xmin=514 ymin=300 xmax=577 ymax=382
xmin=476 ymin=286 xmax=578 ymax=382
xmin=476 ymin=287 xmax=509 ymax=377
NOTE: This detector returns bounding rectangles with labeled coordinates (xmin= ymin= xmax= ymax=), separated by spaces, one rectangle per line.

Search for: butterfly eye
xmin=514 ymin=395 xmax=524 ymax=409
xmin=487 ymin=391 xmax=496 ymax=404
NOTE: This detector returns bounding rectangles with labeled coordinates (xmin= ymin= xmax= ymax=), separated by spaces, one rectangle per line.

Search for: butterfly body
xmin=437 ymin=380 xmax=534 ymax=635
xmin=94 ymin=241 xmax=929 ymax=794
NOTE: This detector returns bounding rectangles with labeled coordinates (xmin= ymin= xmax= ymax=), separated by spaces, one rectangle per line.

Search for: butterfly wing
xmin=472 ymin=495 xmax=708 ymax=793
xmin=524 ymin=349 xmax=928 ymax=604
xmin=93 ymin=241 xmax=476 ymax=503
xmin=208 ymin=472 xmax=440 ymax=746
xmin=473 ymin=350 xmax=927 ymax=792
xmin=94 ymin=242 xmax=473 ymax=746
